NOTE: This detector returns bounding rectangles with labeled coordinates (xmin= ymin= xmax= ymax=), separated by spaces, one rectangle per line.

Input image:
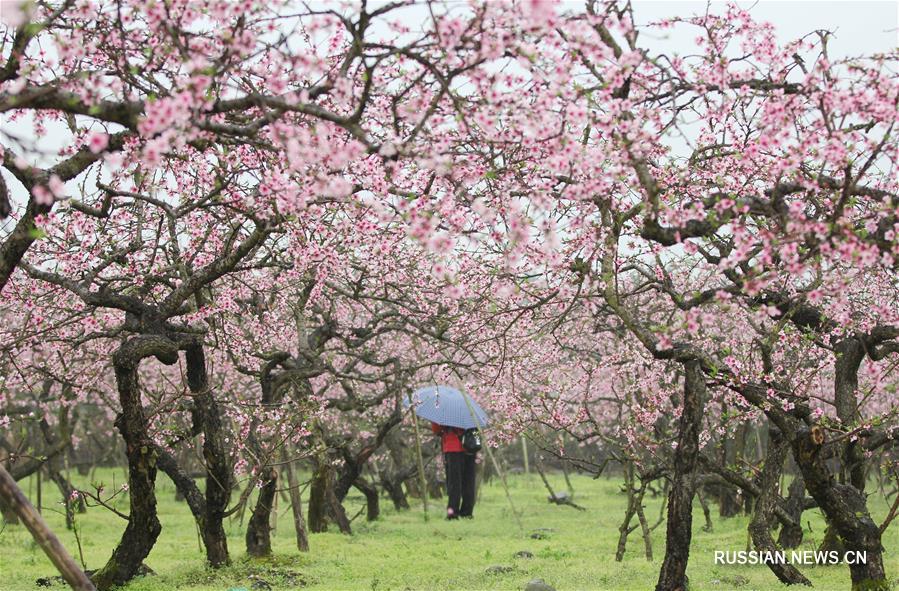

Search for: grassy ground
xmin=1 ymin=468 xmax=897 ymax=590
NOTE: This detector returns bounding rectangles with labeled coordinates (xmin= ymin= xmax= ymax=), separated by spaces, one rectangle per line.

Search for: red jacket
xmin=431 ymin=422 xmax=464 ymax=453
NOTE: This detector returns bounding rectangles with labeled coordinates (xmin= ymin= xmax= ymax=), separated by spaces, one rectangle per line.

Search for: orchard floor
xmin=1 ymin=469 xmax=898 ymax=591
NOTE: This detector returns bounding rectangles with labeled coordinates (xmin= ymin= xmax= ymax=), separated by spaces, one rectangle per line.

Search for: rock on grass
xmin=524 ymin=578 xmax=557 ymax=591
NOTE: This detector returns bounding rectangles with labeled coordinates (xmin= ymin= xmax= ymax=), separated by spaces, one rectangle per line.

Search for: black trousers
xmin=444 ymin=452 xmax=476 ymax=518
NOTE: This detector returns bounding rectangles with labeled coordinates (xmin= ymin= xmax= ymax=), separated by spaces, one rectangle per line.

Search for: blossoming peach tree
xmin=1 ymin=1 xmax=897 ymax=591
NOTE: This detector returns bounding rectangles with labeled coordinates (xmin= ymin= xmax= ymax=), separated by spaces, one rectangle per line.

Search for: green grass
xmin=1 ymin=469 xmax=898 ymax=590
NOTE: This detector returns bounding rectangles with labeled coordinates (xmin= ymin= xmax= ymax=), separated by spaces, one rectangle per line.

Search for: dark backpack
xmin=461 ymin=428 xmax=482 ymax=453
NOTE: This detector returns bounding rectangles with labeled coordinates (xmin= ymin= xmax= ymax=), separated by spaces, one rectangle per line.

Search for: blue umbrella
xmin=404 ymin=385 xmax=489 ymax=429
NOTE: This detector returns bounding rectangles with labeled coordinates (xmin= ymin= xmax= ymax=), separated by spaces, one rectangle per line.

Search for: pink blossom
xmin=87 ymin=132 xmax=109 ymax=154
xmin=32 ymin=185 xmax=54 ymax=206
xmin=48 ymin=175 xmax=66 ymax=198
xmin=522 ymin=0 xmax=558 ymax=28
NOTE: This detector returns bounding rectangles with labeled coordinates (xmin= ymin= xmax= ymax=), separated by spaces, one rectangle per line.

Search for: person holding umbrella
xmin=431 ymin=421 xmax=476 ymax=519
xmin=405 ymin=385 xmax=489 ymax=520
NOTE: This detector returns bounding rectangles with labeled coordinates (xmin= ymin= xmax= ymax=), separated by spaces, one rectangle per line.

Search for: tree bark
xmin=308 ymin=459 xmax=330 ymax=533
xmin=777 ymin=474 xmax=808 ymax=549
xmin=635 ymin=483 xmax=653 ymax=561
xmin=655 ymin=360 xmax=706 ymax=591
xmin=715 ymin=403 xmax=742 ymax=518
xmin=0 ymin=196 xmax=52 ymax=293
xmin=697 ymin=485 xmax=713 ymax=532
xmin=92 ymin=336 xmax=177 ymax=591
xmin=0 ymin=492 xmax=20 ymax=524
xmin=381 ymin=474 xmax=410 ymax=511
xmin=792 ymin=426 xmax=888 ymax=591
xmin=307 ymin=458 xmax=351 ymax=534
xmin=733 ymin=423 xmax=753 ymax=515
xmin=834 ymin=338 xmax=866 ymax=491
xmin=185 ymin=343 xmax=231 ymax=567
xmin=354 ymin=476 xmax=380 ymax=521
xmin=748 ymin=428 xmax=811 ymax=586
xmin=245 ymin=468 xmax=277 ymax=557
xmin=616 ymin=461 xmax=638 ymax=562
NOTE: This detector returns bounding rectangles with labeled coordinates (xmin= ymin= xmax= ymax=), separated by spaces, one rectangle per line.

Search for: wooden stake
xmin=281 ymin=449 xmax=310 ymax=552
xmin=36 ymin=467 xmax=42 ymax=514
xmin=460 ymin=391 xmax=522 ymax=532
xmin=521 ymin=436 xmax=530 ymax=475
xmin=270 ymin=479 xmax=278 ymax=534
xmin=480 ymin=433 xmax=523 ymax=531
xmin=408 ymin=405 xmax=429 ymax=521
xmin=0 ymin=465 xmax=96 ymax=591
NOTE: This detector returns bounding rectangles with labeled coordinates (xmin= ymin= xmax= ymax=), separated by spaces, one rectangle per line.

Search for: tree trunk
xmin=655 ymin=360 xmax=706 ymax=591
xmin=834 ymin=338 xmax=866 ymax=491
xmin=185 ymin=343 xmax=231 ymax=568
xmin=246 ymin=468 xmax=277 ymax=557
xmin=41 ymin=405 xmax=82 ymax=530
xmin=697 ymin=485 xmax=713 ymax=532
xmin=734 ymin=423 xmax=753 ymax=515
xmin=354 ymin=477 xmax=380 ymax=521
xmin=0 ymin=492 xmax=20 ymax=524
xmin=307 ymin=458 xmax=351 ymax=534
xmin=282 ymin=453 xmax=309 ymax=552
xmin=748 ymin=428 xmax=811 ymax=586
xmin=715 ymin=403 xmax=742 ymax=518
xmin=308 ymin=460 xmax=331 ymax=533
xmin=149 ymin=344 xmax=231 ymax=568
xmin=635 ymin=483 xmax=653 ymax=561
xmin=794 ymin=336 xmax=888 ymax=590
xmin=47 ymin=470 xmax=78 ymax=530
xmin=404 ymin=474 xmax=423 ymax=498
xmin=818 ymin=524 xmax=847 ymax=555
xmin=334 ymin=455 xmax=363 ymax=503
xmin=382 ymin=475 xmax=410 ymax=511
xmin=92 ymin=337 xmax=177 ymax=591
xmin=717 ymin=487 xmax=742 ymax=518
xmin=777 ymin=474 xmax=807 ymax=549
xmin=427 ymin=471 xmax=444 ymax=499
xmin=792 ymin=426 xmax=887 ymax=591
xmin=616 ymin=461 xmax=637 ymax=562
xmin=328 ymin=484 xmax=352 ymax=534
